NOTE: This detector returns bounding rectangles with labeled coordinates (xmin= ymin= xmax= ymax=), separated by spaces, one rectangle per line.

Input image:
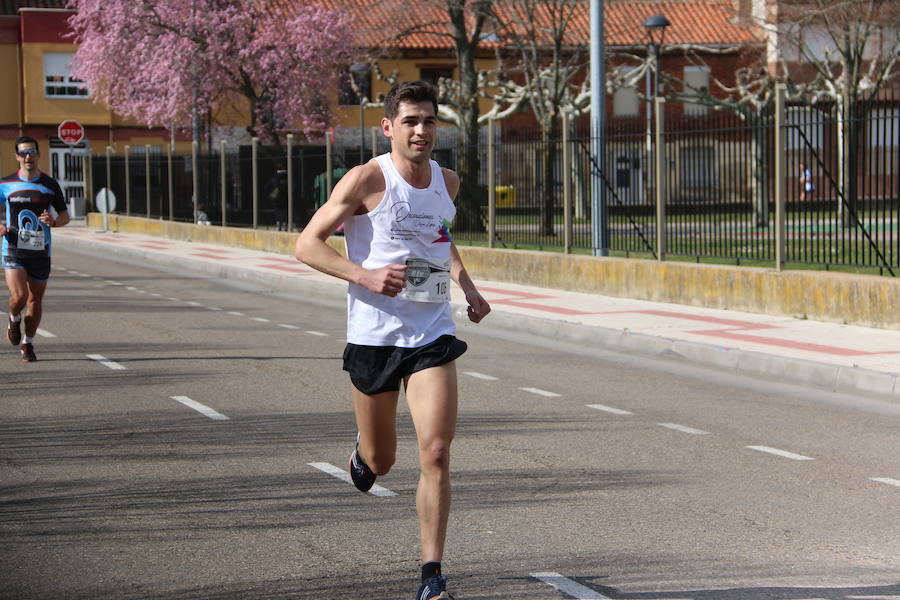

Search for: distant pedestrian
xmin=296 ymin=80 xmax=490 ymax=600
xmin=0 ymin=136 xmax=70 ymax=362
xmin=799 ymin=161 xmax=814 ymax=201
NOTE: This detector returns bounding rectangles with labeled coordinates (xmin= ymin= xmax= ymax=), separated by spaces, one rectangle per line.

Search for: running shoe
xmin=416 ymin=575 xmax=455 ymax=600
xmin=7 ymin=319 xmax=21 ymax=346
xmin=349 ymin=435 xmax=376 ymax=492
xmin=20 ymin=343 xmax=36 ymax=363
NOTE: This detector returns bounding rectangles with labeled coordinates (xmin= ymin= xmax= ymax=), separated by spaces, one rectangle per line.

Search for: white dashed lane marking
xmin=871 ymin=477 xmax=900 ymax=488
xmin=36 ymin=328 xmax=56 ymax=338
xmin=308 ymin=462 xmax=397 ymax=497
xmin=86 ymin=354 xmax=127 ymax=371
xmin=227 ymin=311 xmax=245 ymax=316
xmin=171 ymin=396 xmax=229 ymax=421
xmin=278 ymin=324 xmax=300 ymax=330
xmin=250 ymin=317 xmax=270 ymax=323
xmin=531 ymin=573 xmax=610 ymax=599
xmin=305 ymin=331 xmax=328 ymax=337
xmin=520 ymin=387 xmax=561 ymax=397
xmin=747 ymin=445 xmax=814 ymax=461
xmin=586 ymin=404 xmax=633 ymax=416
xmin=657 ymin=423 xmax=710 ymax=435
xmin=463 ymin=371 xmax=498 ymax=381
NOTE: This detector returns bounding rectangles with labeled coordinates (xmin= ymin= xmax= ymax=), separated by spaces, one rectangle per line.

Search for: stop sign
xmin=58 ymin=120 xmax=85 ymax=145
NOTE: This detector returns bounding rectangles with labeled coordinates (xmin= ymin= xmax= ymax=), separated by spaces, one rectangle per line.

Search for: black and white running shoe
xmin=349 ymin=434 xmax=376 ymax=492
xmin=416 ymin=575 xmax=455 ymax=600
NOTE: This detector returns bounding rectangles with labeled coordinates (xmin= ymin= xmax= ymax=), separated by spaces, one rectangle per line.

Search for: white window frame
xmin=43 ymin=52 xmax=89 ymax=99
xmin=683 ymin=66 xmax=710 ymax=117
xmin=612 ymin=67 xmax=639 ymax=117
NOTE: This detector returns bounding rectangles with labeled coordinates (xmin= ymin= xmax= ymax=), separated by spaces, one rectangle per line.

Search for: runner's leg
xmin=23 ymin=277 xmax=48 ymax=338
xmin=5 ymin=267 xmax=28 ymax=317
xmin=405 ymin=361 xmax=458 ymax=563
xmin=352 ymin=386 xmax=400 ymax=476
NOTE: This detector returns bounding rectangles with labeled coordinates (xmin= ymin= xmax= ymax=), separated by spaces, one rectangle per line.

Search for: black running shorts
xmin=342 ymin=334 xmax=468 ymax=395
xmin=2 ymin=253 xmax=51 ymax=282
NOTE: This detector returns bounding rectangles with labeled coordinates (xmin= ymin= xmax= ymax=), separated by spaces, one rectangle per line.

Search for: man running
xmin=296 ymin=81 xmax=490 ymax=600
xmin=1 ymin=136 xmax=69 ymax=362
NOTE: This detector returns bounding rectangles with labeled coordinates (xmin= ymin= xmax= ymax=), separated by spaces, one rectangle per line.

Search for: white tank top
xmin=343 ymin=153 xmax=457 ymax=347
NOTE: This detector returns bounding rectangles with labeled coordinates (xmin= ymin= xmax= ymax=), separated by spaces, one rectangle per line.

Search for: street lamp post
xmin=642 ymin=14 xmax=670 ymax=202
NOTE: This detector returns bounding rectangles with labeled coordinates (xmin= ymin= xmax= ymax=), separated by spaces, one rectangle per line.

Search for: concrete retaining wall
xmin=86 ymin=213 xmax=898 ymax=330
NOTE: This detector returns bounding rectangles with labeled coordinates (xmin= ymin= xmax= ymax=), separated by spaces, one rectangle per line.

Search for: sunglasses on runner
xmin=16 ymin=149 xmax=38 ymax=157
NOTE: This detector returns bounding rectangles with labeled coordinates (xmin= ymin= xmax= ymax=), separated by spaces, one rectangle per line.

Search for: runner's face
xmin=16 ymin=142 xmax=39 ymax=175
xmin=384 ymin=101 xmax=437 ymax=163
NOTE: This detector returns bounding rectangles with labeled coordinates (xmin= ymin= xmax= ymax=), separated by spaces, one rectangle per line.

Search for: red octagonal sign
xmin=58 ymin=120 xmax=85 ymax=146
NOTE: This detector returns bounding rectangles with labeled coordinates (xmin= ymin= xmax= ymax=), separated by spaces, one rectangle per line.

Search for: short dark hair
xmin=384 ymin=81 xmax=438 ymax=121
xmin=15 ymin=136 xmax=39 ymax=153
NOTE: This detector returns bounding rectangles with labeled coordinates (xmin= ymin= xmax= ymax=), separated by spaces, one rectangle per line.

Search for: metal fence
xmin=87 ymin=86 xmax=899 ymax=273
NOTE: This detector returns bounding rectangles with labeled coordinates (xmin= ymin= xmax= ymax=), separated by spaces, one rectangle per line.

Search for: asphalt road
xmin=1 ymin=247 xmax=898 ymax=600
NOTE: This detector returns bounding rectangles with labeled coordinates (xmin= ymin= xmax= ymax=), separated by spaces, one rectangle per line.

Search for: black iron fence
xmin=87 ymin=86 xmax=899 ymax=273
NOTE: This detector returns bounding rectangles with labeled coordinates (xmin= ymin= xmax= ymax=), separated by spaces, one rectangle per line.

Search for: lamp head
xmin=642 ymin=14 xmax=671 ymax=46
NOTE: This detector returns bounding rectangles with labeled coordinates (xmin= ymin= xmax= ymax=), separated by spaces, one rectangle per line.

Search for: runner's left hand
xmin=39 ymin=210 xmax=55 ymax=227
xmin=465 ymin=291 xmax=490 ymax=324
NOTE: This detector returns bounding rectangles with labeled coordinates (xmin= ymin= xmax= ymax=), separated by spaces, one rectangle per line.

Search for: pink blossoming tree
xmin=67 ymin=0 xmax=355 ymax=144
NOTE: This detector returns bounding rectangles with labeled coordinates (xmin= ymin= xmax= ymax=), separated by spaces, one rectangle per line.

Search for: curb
xmin=55 ymin=234 xmax=900 ymax=402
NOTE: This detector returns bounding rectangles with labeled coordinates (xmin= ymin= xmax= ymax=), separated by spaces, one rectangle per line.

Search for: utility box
xmin=495 ymin=185 xmax=517 ymax=207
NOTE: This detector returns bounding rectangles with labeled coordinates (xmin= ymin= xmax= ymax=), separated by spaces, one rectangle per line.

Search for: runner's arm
xmin=295 ymin=164 xmax=406 ymax=297
xmin=442 ymin=168 xmax=490 ymax=323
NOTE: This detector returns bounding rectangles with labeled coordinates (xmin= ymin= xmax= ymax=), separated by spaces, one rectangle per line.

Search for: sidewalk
xmin=53 ymin=224 xmax=900 ymax=401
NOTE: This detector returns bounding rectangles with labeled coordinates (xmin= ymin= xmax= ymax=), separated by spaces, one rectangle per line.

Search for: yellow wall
xmin=331 ymin=56 xmax=500 ymax=129
xmin=21 ymin=42 xmax=112 ymax=126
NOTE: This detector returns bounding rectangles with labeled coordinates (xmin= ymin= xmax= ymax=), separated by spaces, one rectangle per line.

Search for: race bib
xmin=400 ymin=257 xmax=451 ymax=303
xmin=18 ymin=228 xmax=45 ymax=251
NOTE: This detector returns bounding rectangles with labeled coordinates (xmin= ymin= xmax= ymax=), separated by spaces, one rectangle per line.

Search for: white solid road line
xmin=463 ymin=371 xmax=499 ymax=381
xmin=170 ymin=396 xmax=230 ymax=421
xmin=531 ymin=573 xmax=610 ymax=599
xmin=586 ymin=404 xmax=634 ymax=416
xmin=308 ymin=462 xmax=398 ymax=497
xmin=36 ymin=329 xmax=56 ymax=338
xmin=520 ymin=387 xmax=561 ymax=397
xmin=871 ymin=477 xmax=900 ymax=488
xmin=658 ymin=422 xmax=710 ymax=435
xmin=747 ymin=445 xmax=815 ymax=461
xmin=86 ymin=354 xmax=127 ymax=370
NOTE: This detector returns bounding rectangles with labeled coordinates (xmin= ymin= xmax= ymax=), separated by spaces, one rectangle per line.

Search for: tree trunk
xmin=451 ymin=16 xmax=485 ymax=233
xmin=540 ymin=119 xmax=559 ymax=236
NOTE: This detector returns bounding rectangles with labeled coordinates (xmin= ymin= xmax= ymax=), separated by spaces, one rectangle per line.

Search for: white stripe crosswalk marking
xmin=520 ymin=387 xmax=561 ymax=397
xmin=86 ymin=354 xmax=127 ymax=370
xmin=586 ymin=404 xmax=633 ymax=416
xmin=531 ymin=573 xmax=610 ymax=599
xmin=658 ymin=423 xmax=709 ymax=435
xmin=308 ymin=462 xmax=397 ymax=497
xmin=171 ymin=396 xmax=229 ymax=420
xmin=747 ymin=446 xmax=814 ymax=461
xmin=463 ymin=371 xmax=499 ymax=381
